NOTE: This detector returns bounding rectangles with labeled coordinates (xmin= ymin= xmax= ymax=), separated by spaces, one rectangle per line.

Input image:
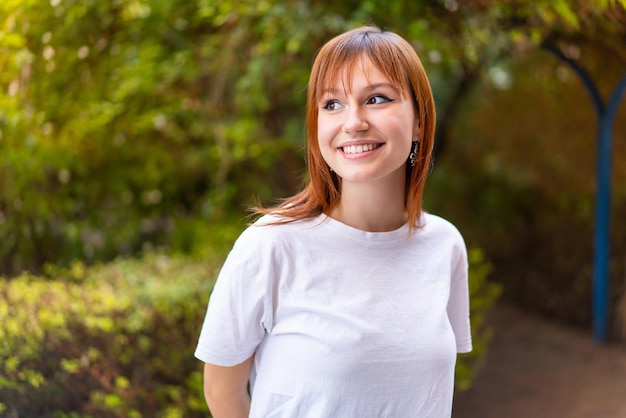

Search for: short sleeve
xmin=447 ymin=239 xmax=472 ymax=354
xmin=194 ymin=231 xmax=273 ymax=366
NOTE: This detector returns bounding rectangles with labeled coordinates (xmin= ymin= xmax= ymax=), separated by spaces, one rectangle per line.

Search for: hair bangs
xmin=312 ymin=32 xmax=412 ymax=105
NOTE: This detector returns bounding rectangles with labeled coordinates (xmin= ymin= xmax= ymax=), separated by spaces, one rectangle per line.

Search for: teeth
xmin=342 ymin=144 xmax=377 ymax=154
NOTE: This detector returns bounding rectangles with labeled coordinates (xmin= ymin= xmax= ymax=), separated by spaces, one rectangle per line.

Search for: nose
xmin=342 ymin=105 xmax=368 ymax=135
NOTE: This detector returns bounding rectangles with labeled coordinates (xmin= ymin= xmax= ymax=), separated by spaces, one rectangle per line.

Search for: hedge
xmin=0 ymin=253 xmax=215 ymax=417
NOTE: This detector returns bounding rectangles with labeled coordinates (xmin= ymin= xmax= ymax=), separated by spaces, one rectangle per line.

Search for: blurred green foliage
xmin=0 ymin=252 xmax=216 ymax=417
xmin=0 ymin=0 xmax=322 ymax=273
xmin=4 ymin=0 xmax=622 ymax=275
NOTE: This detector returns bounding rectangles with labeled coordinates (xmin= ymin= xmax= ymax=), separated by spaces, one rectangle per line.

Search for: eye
xmin=322 ymin=100 xmax=343 ymax=111
xmin=366 ymin=95 xmax=393 ymax=105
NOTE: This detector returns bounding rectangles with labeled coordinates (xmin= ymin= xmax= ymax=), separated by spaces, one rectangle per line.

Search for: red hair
xmin=254 ymin=26 xmax=436 ymax=231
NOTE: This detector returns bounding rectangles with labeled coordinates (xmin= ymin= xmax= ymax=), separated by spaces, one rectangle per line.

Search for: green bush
xmin=0 ymin=242 xmax=498 ymax=416
xmin=0 ymin=253 xmax=218 ymax=417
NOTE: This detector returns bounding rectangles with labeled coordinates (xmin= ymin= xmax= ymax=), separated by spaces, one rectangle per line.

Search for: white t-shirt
xmin=195 ymin=213 xmax=472 ymax=417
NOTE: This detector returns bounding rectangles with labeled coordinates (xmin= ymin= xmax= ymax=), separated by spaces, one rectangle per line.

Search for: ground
xmin=452 ymin=303 xmax=626 ymax=418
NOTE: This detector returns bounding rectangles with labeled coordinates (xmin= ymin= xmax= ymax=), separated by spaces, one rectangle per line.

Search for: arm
xmin=203 ymin=356 xmax=254 ymax=418
xmin=448 ymin=237 xmax=472 ymax=354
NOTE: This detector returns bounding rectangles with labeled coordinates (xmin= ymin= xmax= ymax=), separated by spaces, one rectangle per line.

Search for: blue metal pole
xmin=592 ymin=115 xmax=612 ymax=341
xmin=593 ymin=74 xmax=626 ymax=342
xmin=543 ymin=44 xmax=626 ymax=342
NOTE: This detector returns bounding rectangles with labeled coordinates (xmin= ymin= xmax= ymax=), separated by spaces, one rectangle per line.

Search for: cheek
xmin=317 ymin=117 xmax=335 ymax=146
xmin=389 ymin=120 xmax=414 ymax=145
xmin=315 ymin=122 xmax=331 ymax=163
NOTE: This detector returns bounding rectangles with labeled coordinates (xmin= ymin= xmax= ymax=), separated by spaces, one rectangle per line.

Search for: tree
xmin=425 ymin=0 xmax=626 ymax=339
xmin=1 ymin=0 xmax=624 ymax=281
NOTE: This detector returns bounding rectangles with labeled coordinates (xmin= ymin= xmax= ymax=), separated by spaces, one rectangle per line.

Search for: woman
xmin=195 ymin=25 xmax=472 ymax=417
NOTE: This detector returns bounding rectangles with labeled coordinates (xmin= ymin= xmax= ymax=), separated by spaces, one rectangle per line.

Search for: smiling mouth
xmin=340 ymin=143 xmax=380 ymax=154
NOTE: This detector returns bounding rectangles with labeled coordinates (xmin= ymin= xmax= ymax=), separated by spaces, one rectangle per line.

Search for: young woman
xmin=195 ymin=25 xmax=472 ymax=417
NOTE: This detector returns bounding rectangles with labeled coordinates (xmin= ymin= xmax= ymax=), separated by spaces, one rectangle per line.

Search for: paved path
xmin=452 ymin=304 xmax=626 ymax=418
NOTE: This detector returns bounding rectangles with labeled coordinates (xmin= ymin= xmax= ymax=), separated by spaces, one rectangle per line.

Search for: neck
xmin=330 ymin=179 xmax=406 ymax=232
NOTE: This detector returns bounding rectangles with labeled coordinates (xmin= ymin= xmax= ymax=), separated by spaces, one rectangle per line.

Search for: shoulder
xmin=421 ymin=212 xmax=463 ymax=238
xmin=419 ymin=213 xmax=468 ymax=270
xmin=232 ymin=214 xmax=322 ymax=253
xmin=419 ymin=212 xmax=467 ymax=252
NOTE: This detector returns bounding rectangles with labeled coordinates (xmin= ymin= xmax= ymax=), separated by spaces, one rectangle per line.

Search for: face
xmin=317 ymin=58 xmax=419 ymax=189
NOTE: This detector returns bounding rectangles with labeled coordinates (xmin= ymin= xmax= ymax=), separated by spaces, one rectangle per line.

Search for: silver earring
xmin=409 ymin=140 xmax=420 ymax=167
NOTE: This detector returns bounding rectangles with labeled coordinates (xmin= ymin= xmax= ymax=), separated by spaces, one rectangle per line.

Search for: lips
xmin=340 ymin=143 xmax=380 ymax=154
